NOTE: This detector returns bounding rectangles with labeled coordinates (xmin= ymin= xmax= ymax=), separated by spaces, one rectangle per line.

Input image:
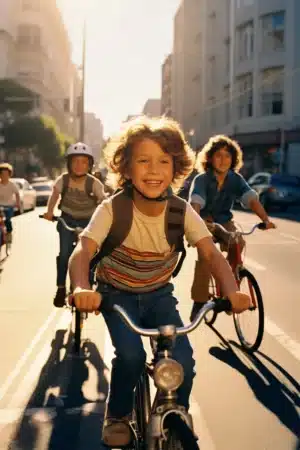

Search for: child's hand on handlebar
xmin=70 ymin=287 xmax=102 ymax=314
xmin=228 ymin=291 xmax=251 ymax=314
xmin=264 ymin=220 xmax=276 ymax=229
xmin=43 ymin=211 xmax=54 ymax=221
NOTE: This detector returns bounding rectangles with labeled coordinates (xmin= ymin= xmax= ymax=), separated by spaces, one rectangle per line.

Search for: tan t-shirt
xmin=54 ymin=174 xmax=105 ymax=219
xmin=81 ymin=198 xmax=211 ymax=292
xmin=54 ymin=174 xmax=105 ymax=199
xmin=0 ymin=181 xmax=18 ymax=206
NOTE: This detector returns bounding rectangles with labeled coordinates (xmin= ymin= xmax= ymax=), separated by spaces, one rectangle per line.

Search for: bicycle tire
xmin=204 ymin=276 xmax=218 ymax=326
xmin=132 ymin=370 xmax=151 ymax=449
xmin=233 ymin=268 xmax=264 ymax=353
xmin=74 ymin=309 xmax=82 ymax=354
xmin=161 ymin=413 xmax=199 ymax=450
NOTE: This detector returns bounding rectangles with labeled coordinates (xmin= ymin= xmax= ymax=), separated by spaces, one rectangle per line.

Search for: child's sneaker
xmin=102 ymin=415 xmax=132 ymax=447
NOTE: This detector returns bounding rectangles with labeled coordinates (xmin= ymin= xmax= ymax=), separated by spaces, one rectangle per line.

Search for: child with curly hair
xmin=189 ymin=134 xmax=275 ymax=318
xmin=69 ymin=118 xmax=250 ymax=447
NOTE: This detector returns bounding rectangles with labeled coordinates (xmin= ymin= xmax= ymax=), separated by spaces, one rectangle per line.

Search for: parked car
xmin=31 ymin=176 xmax=51 ymax=183
xmin=32 ymin=180 xmax=53 ymax=206
xmin=11 ymin=178 xmax=37 ymax=214
xmin=247 ymin=172 xmax=300 ymax=211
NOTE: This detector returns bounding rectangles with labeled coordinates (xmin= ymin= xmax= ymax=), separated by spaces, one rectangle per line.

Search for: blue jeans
xmin=0 ymin=206 xmax=14 ymax=233
xmin=98 ymin=283 xmax=196 ymax=418
xmin=56 ymin=213 xmax=90 ymax=287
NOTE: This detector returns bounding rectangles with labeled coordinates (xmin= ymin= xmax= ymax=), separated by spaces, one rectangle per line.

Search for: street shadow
xmin=207 ymin=329 xmax=300 ymax=440
xmin=9 ymin=328 xmax=109 ymax=450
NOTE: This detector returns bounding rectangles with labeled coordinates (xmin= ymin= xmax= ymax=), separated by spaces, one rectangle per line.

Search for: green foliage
xmin=3 ymin=115 xmax=74 ymax=169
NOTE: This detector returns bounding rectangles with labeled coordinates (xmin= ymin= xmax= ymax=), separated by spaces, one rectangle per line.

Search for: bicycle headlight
xmin=153 ymin=358 xmax=184 ymax=391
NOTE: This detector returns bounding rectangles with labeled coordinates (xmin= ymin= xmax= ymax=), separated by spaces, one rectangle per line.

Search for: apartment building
xmin=142 ymin=98 xmax=161 ymax=117
xmin=84 ymin=112 xmax=104 ymax=166
xmin=161 ymin=53 xmax=173 ymax=117
xmin=0 ymin=0 xmax=78 ymax=137
xmin=172 ymin=0 xmax=300 ymax=175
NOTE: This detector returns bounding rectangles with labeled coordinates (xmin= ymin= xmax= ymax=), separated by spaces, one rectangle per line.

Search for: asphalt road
xmin=0 ymin=207 xmax=299 ymax=450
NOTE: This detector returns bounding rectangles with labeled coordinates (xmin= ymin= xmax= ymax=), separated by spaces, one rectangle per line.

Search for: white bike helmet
xmin=66 ymin=142 xmax=94 ymax=172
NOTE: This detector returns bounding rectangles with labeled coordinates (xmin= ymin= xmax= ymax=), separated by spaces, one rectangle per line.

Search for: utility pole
xmin=79 ymin=19 xmax=86 ymax=142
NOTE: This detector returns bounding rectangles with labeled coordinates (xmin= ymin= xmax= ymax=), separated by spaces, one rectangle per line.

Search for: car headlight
xmin=153 ymin=358 xmax=184 ymax=391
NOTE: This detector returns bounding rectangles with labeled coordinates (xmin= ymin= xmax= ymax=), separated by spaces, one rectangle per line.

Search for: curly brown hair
xmin=105 ymin=116 xmax=195 ymax=192
xmin=195 ymin=134 xmax=243 ymax=173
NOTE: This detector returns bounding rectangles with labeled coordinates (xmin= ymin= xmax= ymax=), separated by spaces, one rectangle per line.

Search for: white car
xmin=32 ymin=180 xmax=53 ymax=206
xmin=11 ymin=178 xmax=37 ymax=214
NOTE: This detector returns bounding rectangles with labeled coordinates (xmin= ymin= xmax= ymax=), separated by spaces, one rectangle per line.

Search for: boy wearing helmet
xmin=0 ymin=163 xmax=21 ymax=243
xmin=43 ymin=143 xmax=106 ymax=307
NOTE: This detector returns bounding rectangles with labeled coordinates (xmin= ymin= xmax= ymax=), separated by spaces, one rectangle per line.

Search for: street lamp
xmin=79 ymin=19 xmax=86 ymax=142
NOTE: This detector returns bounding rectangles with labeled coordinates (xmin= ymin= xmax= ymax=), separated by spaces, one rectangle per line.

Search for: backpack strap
xmin=85 ymin=174 xmax=94 ymax=196
xmin=165 ymin=195 xmax=187 ymax=277
xmin=85 ymin=174 xmax=98 ymax=203
xmin=90 ymin=190 xmax=133 ymax=270
xmin=58 ymin=173 xmax=69 ymax=208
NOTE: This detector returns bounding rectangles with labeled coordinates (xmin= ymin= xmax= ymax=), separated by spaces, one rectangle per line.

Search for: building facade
xmin=0 ymin=0 xmax=78 ymax=137
xmin=84 ymin=112 xmax=104 ymax=167
xmin=142 ymin=98 xmax=161 ymax=117
xmin=161 ymin=53 xmax=173 ymax=117
xmin=172 ymin=0 xmax=300 ymax=175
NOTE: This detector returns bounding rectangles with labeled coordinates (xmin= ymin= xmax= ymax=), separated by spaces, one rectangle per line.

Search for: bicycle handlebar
xmin=214 ymin=222 xmax=267 ymax=239
xmin=39 ymin=214 xmax=83 ymax=233
xmin=102 ymin=298 xmax=231 ymax=338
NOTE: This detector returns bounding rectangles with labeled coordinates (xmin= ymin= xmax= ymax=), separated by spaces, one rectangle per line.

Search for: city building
xmin=84 ymin=112 xmax=104 ymax=166
xmin=142 ymin=98 xmax=161 ymax=117
xmin=172 ymin=0 xmax=300 ymax=175
xmin=0 ymin=0 xmax=78 ymax=137
xmin=161 ymin=53 xmax=173 ymax=117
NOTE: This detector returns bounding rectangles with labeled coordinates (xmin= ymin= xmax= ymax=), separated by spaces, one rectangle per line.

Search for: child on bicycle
xmin=0 ymin=163 xmax=20 ymax=243
xmin=43 ymin=143 xmax=106 ymax=307
xmin=68 ymin=117 xmax=251 ymax=448
xmin=189 ymin=134 xmax=276 ymax=319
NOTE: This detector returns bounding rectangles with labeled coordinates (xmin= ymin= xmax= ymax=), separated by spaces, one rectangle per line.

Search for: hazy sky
xmin=58 ymin=0 xmax=180 ymax=138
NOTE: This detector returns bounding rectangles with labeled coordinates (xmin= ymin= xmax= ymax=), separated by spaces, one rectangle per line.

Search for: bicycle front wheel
xmin=233 ymin=268 xmax=264 ymax=353
xmin=161 ymin=413 xmax=199 ymax=450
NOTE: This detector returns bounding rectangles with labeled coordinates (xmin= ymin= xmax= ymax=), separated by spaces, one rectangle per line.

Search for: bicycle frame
xmin=214 ymin=223 xmax=265 ymax=308
xmin=107 ymin=299 xmax=231 ymax=448
xmin=39 ymin=214 xmax=88 ymax=354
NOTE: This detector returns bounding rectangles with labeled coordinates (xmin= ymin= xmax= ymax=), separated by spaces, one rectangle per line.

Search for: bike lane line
xmin=0 ymin=308 xmax=59 ymax=402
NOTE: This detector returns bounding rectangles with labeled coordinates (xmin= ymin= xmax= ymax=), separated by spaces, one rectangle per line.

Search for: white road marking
xmin=244 ymin=257 xmax=266 ymax=271
xmin=0 ymin=309 xmax=58 ymax=402
xmin=6 ymin=309 xmax=72 ymax=408
xmin=279 ymin=232 xmax=300 ymax=243
xmin=103 ymin=327 xmax=216 ymax=449
xmin=265 ymin=318 xmax=300 ymax=362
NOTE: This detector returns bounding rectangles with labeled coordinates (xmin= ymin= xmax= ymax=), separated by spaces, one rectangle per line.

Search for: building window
xmin=17 ymin=24 xmax=41 ymax=47
xmin=260 ymin=67 xmax=284 ymax=116
xmin=236 ymin=73 xmax=253 ymax=119
xmin=224 ymin=86 xmax=230 ymax=124
xmin=261 ymin=11 xmax=285 ymax=52
xmin=237 ymin=22 xmax=254 ymax=62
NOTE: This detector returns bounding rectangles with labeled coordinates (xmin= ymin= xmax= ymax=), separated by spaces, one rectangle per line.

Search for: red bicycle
xmin=204 ymin=222 xmax=266 ymax=353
